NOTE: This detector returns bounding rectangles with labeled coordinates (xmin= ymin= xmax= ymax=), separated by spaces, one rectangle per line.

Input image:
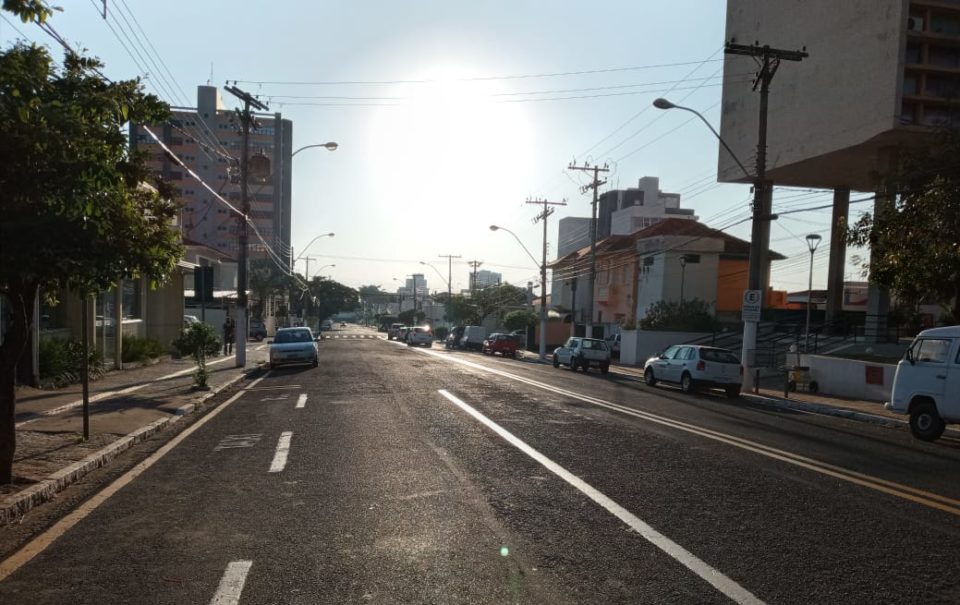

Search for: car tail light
xmin=696 ymin=360 xmax=705 ymax=371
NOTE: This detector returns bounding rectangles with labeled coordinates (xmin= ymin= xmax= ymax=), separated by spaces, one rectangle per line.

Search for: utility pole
xmin=725 ymin=40 xmax=807 ymax=391
xmin=567 ymin=161 xmax=609 ymax=338
xmin=224 ymin=85 xmax=269 ymax=368
xmin=467 ymin=260 xmax=483 ymax=297
xmin=438 ymin=254 xmax=461 ymax=322
xmin=527 ymin=197 xmax=567 ymax=360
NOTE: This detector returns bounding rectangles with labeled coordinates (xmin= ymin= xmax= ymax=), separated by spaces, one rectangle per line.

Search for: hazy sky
xmin=1 ymin=1 xmax=862 ymax=295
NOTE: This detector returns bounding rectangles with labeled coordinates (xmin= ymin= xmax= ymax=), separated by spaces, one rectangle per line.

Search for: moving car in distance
xmin=482 ymin=333 xmax=520 ymax=358
xmin=406 ymin=326 xmax=433 ymax=347
xmin=387 ymin=323 xmax=405 ymax=340
xmin=269 ymin=327 xmax=319 ymax=368
xmin=249 ymin=318 xmax=268 ymax=342
xmin=643 ymin=344 xmax=742 ymax=398
xmin=553 ymin=337 xmax=611 ymax=373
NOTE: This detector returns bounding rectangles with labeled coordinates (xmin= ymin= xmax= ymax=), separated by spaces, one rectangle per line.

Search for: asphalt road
xmin=2 ymin=325 xmax=959 ymax=604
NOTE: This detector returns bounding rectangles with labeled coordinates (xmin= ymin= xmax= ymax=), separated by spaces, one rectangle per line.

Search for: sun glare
xmin=367 ymin=65 xmax=535 ymax=226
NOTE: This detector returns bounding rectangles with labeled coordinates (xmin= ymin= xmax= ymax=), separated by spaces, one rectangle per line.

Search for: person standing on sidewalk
xmin=223 ymin=314 xmax=235 ymax=355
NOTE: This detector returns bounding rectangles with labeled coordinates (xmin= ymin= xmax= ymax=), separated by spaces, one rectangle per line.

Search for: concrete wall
xmin=145 ymin=271 xmax=186 ymax=349
xmin=620 ymin=330 xmax=713 ymax=366
xmin=800 ymin=354 xmax=895 ymax=402
xmin=720 ymin=0 xmax=907 ymax=190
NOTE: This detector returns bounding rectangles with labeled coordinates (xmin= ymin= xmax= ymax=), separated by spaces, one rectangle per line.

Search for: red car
xmin=482 ymin=333 xmax=519 ymax=358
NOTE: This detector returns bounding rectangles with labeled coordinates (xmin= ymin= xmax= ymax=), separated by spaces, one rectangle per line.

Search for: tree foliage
xmin=504 ymin=310 xmax=537 ymax=331
xmin=398 ymin=309 xmax=425 ymax=325
xmin=0 ymin=37 xmax=178 ymax=483
xmin=639 ymin=299 xmax=716 ymax=332
xmin=172 ymin=322 xmax=221 ymax=389
xmin=847 ymin=127 xmax=960 ymax=323
xmin=306 ymin=277 xmax=359 ymax=322
xmin=249 ymin=258 xmax=292 ymax=317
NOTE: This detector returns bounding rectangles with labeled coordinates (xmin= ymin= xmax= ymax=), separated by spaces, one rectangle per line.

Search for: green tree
xmin=639 ymin=299 xmax=717 ymax=332
xmin=504 ymin=309 xmax=537 ymax=332
xmin=847 ymin=126 xmax=960 ymax=324
xmin=443 ymin=293 xmax=480 ymax=325
xmin=398 ymin=309 xmax=425 ymax=325
xmin=248 ymin=258 xmax=292 ymax=318
xmin=473 ymin=283 xmax=528 ymax=324
xmin=172 ymin=322 xmax=221 ymax=389
xmin=0 ymin=35 xmax=178 ymax=482
xmin=306 ymin=277 xmax=359 ymax=323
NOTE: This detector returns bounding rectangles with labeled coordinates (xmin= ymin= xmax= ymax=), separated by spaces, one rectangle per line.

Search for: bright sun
xmin=367 ymin=65 xmax=535 ymax=224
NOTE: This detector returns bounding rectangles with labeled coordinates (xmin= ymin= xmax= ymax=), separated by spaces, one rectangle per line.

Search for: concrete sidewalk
xmin=2 ymin=342 xmax=269 ymax=524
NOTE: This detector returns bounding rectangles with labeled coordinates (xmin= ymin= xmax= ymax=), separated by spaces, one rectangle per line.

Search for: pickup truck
xmin=552 ymin=337 xmax=611 ymax=374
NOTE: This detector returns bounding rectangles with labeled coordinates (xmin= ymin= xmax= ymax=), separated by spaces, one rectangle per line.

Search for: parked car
xmin=446 ymin=326 xmax=466 ymax=349
xmin=183 ymin=314 xmax=200 ymax=328
xmin=509 ymin=329 xmax=526 ymax=346
xmin=320 ymin=319 xmax=333 ymax=332
xmin=387 ymin=323 xmax=405 ymax=340
xmin=483 ymin=333 xmax=519 ymax=358
xmin=606 ymin=333 xmax=621 ymax=358
xmin=459 ymin=325 xmax=487 ymax=351
xmin=553 ymin=337 xmax=611 ymax=373
xmin=885 ymin=325 xmax=960 ymax=441
xmin=397 ymin=326 xmax=412 ymax=342
xmin=249 ymin=318 xmax=268 ymax=342
xmin=406 ymin=326 xmax=433 ymax=347
xmin=269 ymin=327 xmax=319 ymax=368
xmin=643 ymin=344 xmax=742 ymax=398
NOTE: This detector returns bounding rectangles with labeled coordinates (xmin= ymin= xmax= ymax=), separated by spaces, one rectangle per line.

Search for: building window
xmin=903 ymin=74 xmax=919 ymax=96
xmin=928 ymin=45 xmax=960 ymax=68
xmin=122 ymin=279 xmax=141 ymax=319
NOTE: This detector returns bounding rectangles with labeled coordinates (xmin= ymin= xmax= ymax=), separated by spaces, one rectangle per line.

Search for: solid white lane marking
xmin=438 ymin=389 xmax=764 ymax=605
xmin=418 ymin=349 xmax=960 ymax=516
xmin=0 ymin=371 xmax=272 ymax=581
xmin=209 ymin=560 xmax=253 ymax=605
xmin=269 ymin=431 xmax=293 ymax=473
xmin=295 ymin=394 xmax=307 ymax=409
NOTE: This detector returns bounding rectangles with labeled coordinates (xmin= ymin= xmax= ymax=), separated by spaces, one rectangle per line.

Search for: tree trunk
xmin=0 ymin=282 xmax=37 ymax=485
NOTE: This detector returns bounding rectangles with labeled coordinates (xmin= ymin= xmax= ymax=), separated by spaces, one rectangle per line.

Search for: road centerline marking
xmin=415 ymin=348 xmax=960 ymax=517
xmin=269 ymin=431 xmax=293 ymax=473
xmin=437 ymin=389 xmax=764 ymax=605
xmin=209 ymin=560 xmax=253 ymax=605
xmin=295 ymin=394 xmax=307 ymax=409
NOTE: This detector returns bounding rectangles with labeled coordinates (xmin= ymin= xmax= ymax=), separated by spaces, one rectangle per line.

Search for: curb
xmin=741 ymin=392 xmax=906 ymax=429
xmin=2 ymin=369 xmax=249 ymax=526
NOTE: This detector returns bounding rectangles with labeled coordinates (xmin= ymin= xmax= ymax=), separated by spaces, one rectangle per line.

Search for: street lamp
xmin=490 ymin=224 xmax=547 ymax=360
xmin=805 ymin=234 xmax=822 ymax=352
xmin=292 ymin=142 xmax=338 ymax=157
xmin=306 ymin=263 xmax=335 ymax=282
xmin=679 ymin=255 xmax=687 ymax=304
xmin=293 ymin=232 xmax=335 ymax=266
xmin=654 ymin=97 xmax=771 ymax=392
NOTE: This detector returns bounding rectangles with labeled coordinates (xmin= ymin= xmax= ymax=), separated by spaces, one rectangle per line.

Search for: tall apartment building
xmin=131 ymin=85 xmax=294 ymax=263
xmin=470 ymin=270 xmax=502 ymax=290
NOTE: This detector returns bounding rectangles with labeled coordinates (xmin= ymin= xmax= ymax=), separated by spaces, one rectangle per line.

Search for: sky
xmin=0 ymin=1 xmax=865 ymax=296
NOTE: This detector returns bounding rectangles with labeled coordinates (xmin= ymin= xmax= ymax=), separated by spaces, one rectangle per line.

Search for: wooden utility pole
xmin=567 ymin=161 xmax=609 ymax=337
xmin=224 ymin=85 xmax=269 ymax=368
xmin=467 ymin=260 xmax=483 ymax=296
xmin=724 ymin=40 xmax=807 ymax=391
xmin=527 ymin=197 xmax=567 ymax=359
xmin=438 ymin=254 xmax=461 ymax=322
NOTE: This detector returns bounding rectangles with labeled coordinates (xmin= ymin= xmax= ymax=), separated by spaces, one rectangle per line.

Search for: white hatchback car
xmin=269 ymin=327 xmax=319 ymax=368
xmin=406 ymin=326 xmax=433 ymax=347
xmin=643 ymin=344 xmax=742 ymax=398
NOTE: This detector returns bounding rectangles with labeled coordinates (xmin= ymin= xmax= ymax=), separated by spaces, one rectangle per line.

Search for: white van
xmin=885 ymin=326 xmax=960 ymax=441
xmin=459 ymin=326 xmax=486 ymax=351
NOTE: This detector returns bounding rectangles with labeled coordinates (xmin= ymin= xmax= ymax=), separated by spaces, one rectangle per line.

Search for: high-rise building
xmin=131 ymin=85 xmax=294 ymax=263
xmin=470 ymin=270 xmax=502 ymax=290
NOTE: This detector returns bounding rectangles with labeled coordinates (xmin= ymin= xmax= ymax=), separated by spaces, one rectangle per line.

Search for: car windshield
xmin=582 ymin=339 xmax=607 ymax=351
xmin=274 ymin=329 xmax=312 ymax=344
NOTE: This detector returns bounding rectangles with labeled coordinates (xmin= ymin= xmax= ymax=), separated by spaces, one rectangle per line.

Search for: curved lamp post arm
xmin=293 ymin=232 xmax=335 ymax=263
xmin=652 ymin=98 xmax=753 ymax=181
xmin=419 ymin=261 xmax=449 ymax=287
xmin=292 ymin=142 xmax=338 ymax=157
xmin=489 ymin=225 xmax=540 ymax=270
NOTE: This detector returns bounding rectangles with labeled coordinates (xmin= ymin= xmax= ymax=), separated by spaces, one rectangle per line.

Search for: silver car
xmin=269 ymin=327 xmax=319 ymax=368
xmin=643 ymin=344 xmax=742 ymax=398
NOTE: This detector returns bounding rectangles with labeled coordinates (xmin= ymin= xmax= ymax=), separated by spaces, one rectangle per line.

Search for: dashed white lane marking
xmin=209 ymin=560 xmax=253 ymax=605
xmin=437 ymin=389 xmax=765 ymax=605
xmin=269 ymin=431 xmax=293 ymax=473
xmin=295 ymin=394 xmax=307 ymax=409
xmin=0 ymin=372 xmax=272 ymax=582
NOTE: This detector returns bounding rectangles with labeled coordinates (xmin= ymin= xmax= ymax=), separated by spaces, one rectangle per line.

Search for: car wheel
xmin=255 ymin=335 xmax=264 ymax=342
xmin=569 ymin=357 xmax=578 ymax=371
xmin=644 ymin=368 xmax=657 ymax=386
xmin=725 ymin=385 xmax=740 ymax=399
xmin=680 ymin=372 xmax=695 ymax=394
xmin=406 ymin=341 xmax=412 ymax=346
xmin=312 ymin=356 xmax=319 ymax=368
xmin=553 ymin=355 xmax=560 ymax=368
xmin=579 ymin=357 xmax=589 ymax=372
xmin=424 ymin=342 xmax=432 ymax=348
xmin=909 ymin=401 xmax=946 ymax=442
xmin=600 ymin=362 xmax=610 ymax=375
